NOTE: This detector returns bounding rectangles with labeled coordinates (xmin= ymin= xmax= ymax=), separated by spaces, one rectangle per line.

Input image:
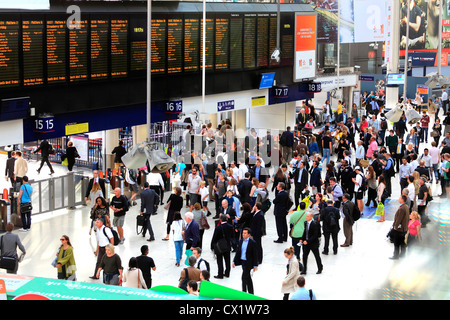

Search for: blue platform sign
xmin=217 ymin=100 xmax=235 ymax=112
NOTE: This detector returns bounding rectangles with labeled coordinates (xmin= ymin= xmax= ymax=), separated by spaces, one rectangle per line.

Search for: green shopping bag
xmin=62 ymin=158 xmax=68 ymax=166
xmin=376 ymin=202 xmax=384 ymax=216
xmin=184 ymin=248 xmax=193 ymax=266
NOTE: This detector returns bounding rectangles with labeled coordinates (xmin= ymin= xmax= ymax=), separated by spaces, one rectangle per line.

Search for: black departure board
xmin=22 ymin=19 xmax=44 ymax=86
xmin=151 ymin=18 xmax=166 ymax=74
xmin=269 ymin=16 xmax=277 ymax=66
xmin=111 ymin=19 xmax=128 ymax=78
xmin=229 ymin=16 xmax=242 ymax=70
xmin=257 ymin=16 xmax=269 ymax=67
xmin=243 ymin=16 xmax=256 ymax=69
xmin=200 ymin=18 xmax=214 ymax=70
xmin=215 ymin=18 xmax=229 ymax=70
xmin=130 ymin=18 xmax=147 ymax=72
xmin=69 ymin=19 xmax=88 ymax=82
xmin=0 ymin=20 xmax=20 ymax=87
xmin=167 ymin=18 xmax=183 ymax=74
xmin=91 ymin=19 xmax=109 ymax=79
xmin=184 ymin=18 xmax=199 ymax=72
xmin=46 ymin=19 xmax=66 ymax=83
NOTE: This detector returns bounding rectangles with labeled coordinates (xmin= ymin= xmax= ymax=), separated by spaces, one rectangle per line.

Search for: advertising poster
xmin=294 ymin=13 xmax=317 ymax=81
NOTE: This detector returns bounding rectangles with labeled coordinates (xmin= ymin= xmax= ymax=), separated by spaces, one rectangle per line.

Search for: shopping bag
xmin=376 ymin=202 xmax=384 ymax=216
xmin=62 ymin=158 xmax=68 ymax=166
xmin=184 ymin=249 xmax=193 ymax=266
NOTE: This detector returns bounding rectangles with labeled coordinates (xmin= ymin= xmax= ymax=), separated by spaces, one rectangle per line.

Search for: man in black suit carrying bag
xmin=273 ymin=182 xmax=289 ymax=243
xmin=301 ymin=212 xmax=323 ymax=275
xmin=233 ymin=227 xmax=259 ymax=295
xmin=211 ymin=214 xmax=234 ymax=279
xmin=140 ymin=182 xmax=160 ymax=241
xmin=320 ymin=200 xmax=340 ymax=255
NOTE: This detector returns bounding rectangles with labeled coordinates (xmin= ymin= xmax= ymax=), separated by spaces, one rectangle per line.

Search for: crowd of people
xmin=1 ymin=88 xmax=449 ymax=300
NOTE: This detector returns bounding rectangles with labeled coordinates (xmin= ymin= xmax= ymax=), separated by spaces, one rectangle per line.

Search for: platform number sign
xmin=34 ymin=116 xmax=55 ymax=133
xmin=166 ymin=100 xmax=183 ymax=113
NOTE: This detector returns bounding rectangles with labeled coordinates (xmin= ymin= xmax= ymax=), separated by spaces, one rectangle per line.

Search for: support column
xmin=385 ymin=0 xmax=400 ymax=109
xmin=105 ymin=128 xmax=119 ymax=170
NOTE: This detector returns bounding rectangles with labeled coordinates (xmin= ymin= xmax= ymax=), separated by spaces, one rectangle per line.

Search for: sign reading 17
xmin=274 ymin=87 xmax=289 ymax=98
xmin=166 ymin=100 xmax=183 ymax=113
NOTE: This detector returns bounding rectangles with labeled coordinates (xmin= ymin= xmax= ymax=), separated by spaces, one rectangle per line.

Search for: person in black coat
xmin=320 ymin=200 xmax=341 ymax=255
xmin=4 ymin=151 xmax=16 ymax=187
xmin=65 ymin=141 xmax=80 ymax=172
xmin=293 ymin=160 xmax=309 ymax=209
xmin=210 ymin=214 xmax=234 ymax=279
xmin=273 ymin=182 xmax=289 ymax=243
xmin=34 ymin=140 xmax=55 ymax=175
xmin=111 ymin=140 xmax=127 ymax=170
xmin=250 ymin=202 xmax=265 ymax=265
xmin=140 ymin=182 xmax=160 ymax=241
xmin=232 ymin=227 xmax=259 ymax=294
xmin=309 ymin=161 xmax=322 ymax=195
xmin=300 ymin=212 xmax=323 ymax=275
xmin=238 ymin=172 xmax=253 ymax=204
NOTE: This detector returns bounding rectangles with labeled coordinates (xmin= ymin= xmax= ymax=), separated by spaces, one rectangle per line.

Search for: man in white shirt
xmin=407 ymin=176 xmax=416 ymax=212
xmin=420 ymin=148 xmax=433 ymax=182
xmin=91 ymin=218 xmax=114 ymax=280
xmin=237 ymin=160 xmax=248 ymax=182
xmin=352 ymin=166 xmax=364 ymax=214
xmin=429 ymin=141 xmax=441 ymax=183
xmin=192 ymin=247 xmax=209 ymax=272
xmin=147 ymin=172 xmax=165 ymax=203
xmin=441 ymin=89 xmax=448 ymax=115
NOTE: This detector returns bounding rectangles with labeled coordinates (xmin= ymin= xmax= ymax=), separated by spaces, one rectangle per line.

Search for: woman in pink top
xmin=406 ymin=211 xmax=422 ymax=248
xmin=366 ymin=136 xmax=378 ymax=159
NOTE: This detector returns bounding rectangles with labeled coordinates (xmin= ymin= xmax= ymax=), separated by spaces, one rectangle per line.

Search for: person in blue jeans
xmin=171 ymin=211 xmax=185 ymax=267
xmin=18 ymin=176 xmax=33 ymax=231
xmin=321 ymin=131 xmax=332 ymax=167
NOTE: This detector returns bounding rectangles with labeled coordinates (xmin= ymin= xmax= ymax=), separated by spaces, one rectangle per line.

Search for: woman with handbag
xmin=90 ymin=196 xmax=110 ymax=234
xmin=171 ymin=211 xmax=186 ymax=267
xmin=376 ymin=175 xmax=387 ymax=222
xmin=192 ymin=202 xmax=208 ymax=249
xmin=18 ymin=176 xmax=33 ymax=232
xmin=281 ymin=246 xmax=300 ymax=300
xmin=162 ymin=187 xmax=183 ymax=241
xmin=122 ymin=257 xmax=147 ymax=289
xmin=431 ymin=118 xmax=442 ymax=146
xmin=54 ymin=235 xmax=77 ymax=281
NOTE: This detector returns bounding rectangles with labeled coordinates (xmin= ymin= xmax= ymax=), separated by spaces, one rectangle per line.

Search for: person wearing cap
xmin=352 ymin=166 xmax=364 ymax=214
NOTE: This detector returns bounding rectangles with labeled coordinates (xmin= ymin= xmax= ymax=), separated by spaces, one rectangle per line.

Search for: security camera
xmin=271 ymin=48 xmax=281 ymax=63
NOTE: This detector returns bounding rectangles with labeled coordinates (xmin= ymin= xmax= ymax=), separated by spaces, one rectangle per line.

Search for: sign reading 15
xmin=166 ymin=100 xmax=183 ymax=113
xmin=35 ymin=117 xmax=54 ymax=132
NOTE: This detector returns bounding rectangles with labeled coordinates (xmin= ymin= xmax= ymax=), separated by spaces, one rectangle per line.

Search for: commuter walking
xmin=0 ymin=223 xmax=26 ymax=274
xmin=390 ymin=195 xmax=409 ymax=260
xmin=232 ymin=227 xmax=258 ymax=295
xmin=210 ymin=214 xmax=233 ymax=279
xmin=140 ymin=182 xmax=160 ymax=242
xmin=18 ymin=176 xmax=33 ymax=232
xmin=4 ymin=151 xmax=16 ymax=188
xmin=300 ymin=212 xmax=323 ymax=275
xmin=34 ymin=140 xmax=55 ymax=175
xmin=122 ymin=257 xmax=147 ymax=289
xmin=281 ymin=246 xmax=300 ymax=300
xmin=341 ymin=193 xmax=355 ymax=247
xmin=90 ymin=218 xmax=114 ymax=280
xmin=136 ymin=245 xmax=156 ymax=289
xmin=110 ymin=187 xmax=129 ymax=244
xmin=162 ymin=187 xmax=184 ymax=241
xmin=290 ymin=276 xmax=317 ymax=300
xmin=54 ymin=235 xmax=77 ymax=281
xmin=96 ymin=243 xmax=123 ymax=285
xmin=171 ymin=211 xmax=186 ymax=267
xmin=65 ymin=141 xmax=80 ymax=172
xmin=111 ymin=140 xmax=127 ymax=170
xmin=13 ymin=151 xmax=28 ymax=185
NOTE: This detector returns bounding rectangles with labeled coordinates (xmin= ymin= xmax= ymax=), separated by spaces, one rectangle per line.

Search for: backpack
xmin=359 ymin=173 xmax=368 ymax=192
xmin=198 ymin=258 xmax=210 ymax=273
xmin=103 ymin=226 xmax=120 ymax=246
xmin=179 ymin=268 xmax=190 ymax=292
xmin=352 ymin=203 xmax=361 ymax=222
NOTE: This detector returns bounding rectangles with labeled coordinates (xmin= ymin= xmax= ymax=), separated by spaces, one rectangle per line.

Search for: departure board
xmin=130 ymin=18 xmax=147 ymax=72
xmin=90 ymin=19 xmax=109 ymax=79
xmin=167 ymin=18 xmax=183 ymax=74
xmin=243 ymin=16 xmax=256 ymax=69
xmin=111 ymin=19 xmax=128 ymax=78
xmin=200 ymin=18 xmax=214 ymax=70
xmin=229 ymin=15 xmax=242 ymax=70
xmin=46 ymin=19 xmax=66 ymax=83
xmin=184 ymin=18 xmax=199 ymax=72
xmin=256 ymin=16 xmax=269 ymax=67
xmin=22 ymin=19 xmax=44 ymax=86
xmin=151 ymin=18 xmax=166 ymax=74
xmin=69 ymin=19 xmax=88 ymax=82
xmin=0 ymin=20 xmax=20 ymax=87
xmin=269 ymin=16 xmax=277 ymax=66
xmin=215 ymin=18 xmax=229 ymax=70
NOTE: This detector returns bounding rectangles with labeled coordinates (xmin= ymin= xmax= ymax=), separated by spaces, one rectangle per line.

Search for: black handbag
xmin=136 ymin=214 xmax=146 ymax=235
xmin=0 ymin=236 xmax=17 ymax=270
xmin=214 ymin=227 xmax=229 ymax=254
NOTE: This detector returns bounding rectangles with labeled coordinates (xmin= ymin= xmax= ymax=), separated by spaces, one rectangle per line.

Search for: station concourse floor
xmin=0 ymin=147 xmax=449 ymax=301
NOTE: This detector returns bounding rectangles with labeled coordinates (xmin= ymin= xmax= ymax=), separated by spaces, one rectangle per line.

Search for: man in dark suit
xmin=85 ymin=170 xmax=107 ymax=203
xmin=301 ymin=212 xmax=323 ymax=275
xmin=393 ymin=138 xmax=406 ymax=173
xmin=309 ymin=160 xmax=322 ymax=195
xmin=238 ymin=172 xmax=253 ymax=204
xmin=250 ymin=202 xmax=265 ymax=265
xmin=293 ymin=160 xmax=309 ymax=209
xmin=296 ymin=110 xmax=307 ymax=130
xmin=346 ymin=117 xmax=358 ymax=150
xmin=184 ymin=211 xmax=200 ymax=251
xmin=232 ymin=227 xmax=259 ymax=294
xmin=272 ymin=182 xmax=289 ymax=243
xmin=4 ymin=151 xmax=16 ymax=187
xmin=320 ymin=200 xmax=340 ymax=255
xmin=341 ymin=193 xmax=355 ymax=247
xmin=280 ymin=126 xmax=295 ymax=164
xmin=210 ymin=214 xmax=234 ymax=279
xmin=140 ymin=182 xmax=160 ymax=241
xmin=34 ymin=140 xmax=55 ymax=175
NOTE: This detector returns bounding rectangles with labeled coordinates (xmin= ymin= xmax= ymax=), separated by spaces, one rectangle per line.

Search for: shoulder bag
xmin=0 ymin=236 xmax=17 ymax=270
xmin=200 ymin=211 xmax=210 ymax=230
xmin=20 ymin=185 xmax=33 ymax=213
xmin=289 ymin=211 xmax=306 ymax=237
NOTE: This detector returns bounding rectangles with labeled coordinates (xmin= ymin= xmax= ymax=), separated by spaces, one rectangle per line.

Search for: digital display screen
xmin=0 ymin=19 xmax=20 ymax=87
xmin=387 ymin=73 xmax=405 ymax=85
xmin=91 ymin=18 xmax=109 ymax=79
xmin=22 ymin=19 xmax=44 ymax=86
xmin=200 ymin=18 xmax=214 ymax=70
xmin=151 ymin=18 xmax=166 ymax=74
xmin=243 ymin=16 xmax=256 ymax=69
xmin=184 ymin=18 xmax=199 ymax=72
xmin=130 ymin=17 xmax=147 ymax=72
xmin=229 ymin=15 xmax=243 ymax=70
xmin=215 ymin=17 xmax=229 ymax=70
xmin=167 ymin=18 xmax=183 ymax=74
xmin=69 ymin=19 xmax=88 ymax=82
xmin=111 ymin=19 xmax=128 ymax=78
xmin=46 ymin=19 xmax=66 ymax=83
xmin=256 ymin=16 xmax=269 ymax=67
xmin=259 ymin=72 xmax=275 ymax=89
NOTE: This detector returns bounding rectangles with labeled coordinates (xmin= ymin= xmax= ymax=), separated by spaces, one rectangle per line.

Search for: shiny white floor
xmin=1 ymin=151 xmax=449 ymax=300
